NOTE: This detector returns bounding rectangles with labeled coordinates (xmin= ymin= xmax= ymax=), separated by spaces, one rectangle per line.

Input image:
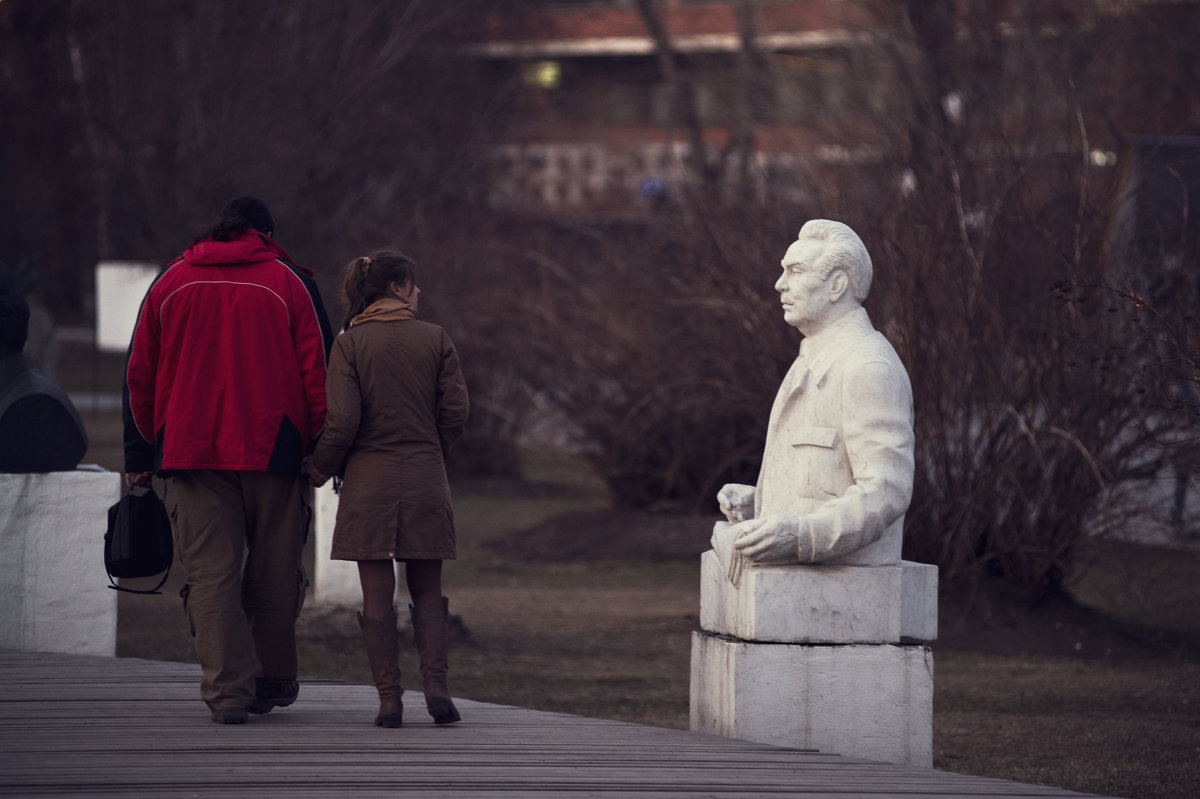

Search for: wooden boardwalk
xmin=0 ymin=650 xmax=1113 ymax=798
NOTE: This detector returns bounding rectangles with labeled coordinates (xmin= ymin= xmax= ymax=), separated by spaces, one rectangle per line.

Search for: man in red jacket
xmin=124 ymin=197 xmax=333 ymax=724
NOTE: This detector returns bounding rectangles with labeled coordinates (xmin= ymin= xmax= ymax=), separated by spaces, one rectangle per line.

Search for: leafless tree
xmin=484 ymin=0 xmax=1200 ymax=600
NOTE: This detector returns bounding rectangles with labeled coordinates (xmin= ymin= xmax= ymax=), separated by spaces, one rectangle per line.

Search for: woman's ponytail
xmin=341 ymin=256 xmax=373 ymax=331
xmin=340 ymin=250 xmax=418 ymax=331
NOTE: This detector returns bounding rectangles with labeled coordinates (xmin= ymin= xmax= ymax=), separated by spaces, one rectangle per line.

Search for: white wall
xmin=95 ymin=261 xmax=158 ymax=353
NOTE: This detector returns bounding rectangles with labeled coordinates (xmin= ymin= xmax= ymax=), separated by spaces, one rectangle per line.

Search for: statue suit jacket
xmin=755 ymin=306 xmax=914 ymax=565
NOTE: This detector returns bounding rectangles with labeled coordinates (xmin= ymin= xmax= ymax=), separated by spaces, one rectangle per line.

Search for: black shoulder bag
xmin=104 ymin=488 xmax=173 ymax=594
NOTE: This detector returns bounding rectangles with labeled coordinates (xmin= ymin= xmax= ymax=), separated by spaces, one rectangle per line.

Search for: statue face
xmin=776 ymin=238 xmax=832 ymax=332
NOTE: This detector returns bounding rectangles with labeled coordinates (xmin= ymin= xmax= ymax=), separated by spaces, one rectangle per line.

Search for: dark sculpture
xmin=0 ymin=282 xmax=88 ymax=472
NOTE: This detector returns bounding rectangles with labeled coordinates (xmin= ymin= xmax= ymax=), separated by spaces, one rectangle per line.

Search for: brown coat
xmin=313 ymin=298 xmax=468 ymax=561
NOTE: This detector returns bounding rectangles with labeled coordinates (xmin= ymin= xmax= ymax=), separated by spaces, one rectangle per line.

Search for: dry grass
xmin=935 ymin=652 xmax=1200 ymax=799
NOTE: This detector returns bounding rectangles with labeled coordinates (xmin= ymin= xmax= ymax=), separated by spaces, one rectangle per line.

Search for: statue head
xmin=777 ymin=220 xmax=872 ymax=334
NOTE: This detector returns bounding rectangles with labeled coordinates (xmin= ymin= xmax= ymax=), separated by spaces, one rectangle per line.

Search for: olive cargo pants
xmin=170 ymin=471 xmax=310 ymax=711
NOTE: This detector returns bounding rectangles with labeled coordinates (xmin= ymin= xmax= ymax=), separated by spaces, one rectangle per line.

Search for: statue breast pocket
xmin=791 ymin=426 xmax=852 ymax=498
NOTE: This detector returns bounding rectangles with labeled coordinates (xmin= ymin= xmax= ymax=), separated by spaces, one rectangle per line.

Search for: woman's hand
xmin=125 ymin=471 xmax=154 ymax=489
xmin=302 ymin=456 xmax=329 ymax=488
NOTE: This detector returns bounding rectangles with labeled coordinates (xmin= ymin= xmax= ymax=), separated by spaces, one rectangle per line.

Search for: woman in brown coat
xmin=309 ymin=249 xmax=469 ymax=728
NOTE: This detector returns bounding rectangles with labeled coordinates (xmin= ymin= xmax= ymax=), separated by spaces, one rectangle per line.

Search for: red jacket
xmin=123 ymin=230 xmax=333 ymax=475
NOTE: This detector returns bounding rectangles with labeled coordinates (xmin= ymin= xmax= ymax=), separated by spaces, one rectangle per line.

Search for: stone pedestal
xmin=691 ymin=634 xmax=933 ymax=765
xmin=700 ymin=550 xmax=937 ymax=643
xmin=0 ymin=470 xmax=121 ymax=656
xmin=313 ymin=483 xmax=362 ymax=605
xmin=689 ymin=549 xmax=937 ymax=766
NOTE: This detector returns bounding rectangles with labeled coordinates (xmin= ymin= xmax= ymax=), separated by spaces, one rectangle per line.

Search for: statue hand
xmin=717 ymin=483 xmax=756 ymax=523
xmin=732 ymin=514 xmax=799 ymax=565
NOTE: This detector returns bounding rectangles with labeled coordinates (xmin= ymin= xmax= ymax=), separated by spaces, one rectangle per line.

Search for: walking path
xmin=0 ymin=650 xmax=1113 ymax=798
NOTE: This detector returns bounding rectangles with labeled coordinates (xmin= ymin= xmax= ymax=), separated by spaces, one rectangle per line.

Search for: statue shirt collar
xmin=795 ymin=306 xmax=874 ymax=390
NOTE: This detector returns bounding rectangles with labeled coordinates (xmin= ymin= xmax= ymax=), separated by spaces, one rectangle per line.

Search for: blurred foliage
xmin=0 ymin=0 xmax=510 ymax=311
xmin=470 ymin=208 xmax=800 ymax=509
xmin=4 ymin=0 xmax=1199 ymax=598
xmin=834 ymin=0 xmax=1200 ymax=599
xmin=469 ymin=0 xmax=1200 ymax=601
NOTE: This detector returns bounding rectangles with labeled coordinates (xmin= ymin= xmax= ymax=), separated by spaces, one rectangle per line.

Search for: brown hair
xmin=341 ymin=248 xmax=417 ymax=331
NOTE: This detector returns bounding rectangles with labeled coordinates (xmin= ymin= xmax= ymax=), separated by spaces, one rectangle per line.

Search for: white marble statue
xmin=713 ymin=220 xmax=914 ymax=584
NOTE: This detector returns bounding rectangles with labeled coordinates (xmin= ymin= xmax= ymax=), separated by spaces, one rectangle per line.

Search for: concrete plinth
xmin=699 ymin=550 xmax=937 ymax=644
xmin=0 ymin=471 xmax=121 ymax=656
xmin=313 ymin=483 xmax=362 ymax=605
xmin=690 ymin=630 xmax=933 ymax=766
xmin=900 ymin=559 xmax=938 ymax=643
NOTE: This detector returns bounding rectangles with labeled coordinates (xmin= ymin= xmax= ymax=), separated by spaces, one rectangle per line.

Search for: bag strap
xmin=106 ymin=563 xmax=170 ymax=595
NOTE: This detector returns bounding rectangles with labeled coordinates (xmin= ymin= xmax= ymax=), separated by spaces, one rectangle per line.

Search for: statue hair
xmin=341 ymin=249 xmax=417 ymax=331
xmin=798 ymin=219 xmax=873 ymax=302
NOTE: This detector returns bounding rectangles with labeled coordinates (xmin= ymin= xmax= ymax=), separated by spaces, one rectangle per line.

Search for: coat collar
xmin=182 ymin=230 xmax=311 ymax=274
xmin=351 ymin=297 xmax=418 ymax=327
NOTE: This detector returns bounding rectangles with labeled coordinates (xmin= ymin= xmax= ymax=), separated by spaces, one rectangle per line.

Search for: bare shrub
xmin=826 ymin=0 xmax=1199 ymax=599
xmin=474 ymin=206 xmax=802 ymax=509
xmin=486 ymin=0 xmax=1199 ymax=602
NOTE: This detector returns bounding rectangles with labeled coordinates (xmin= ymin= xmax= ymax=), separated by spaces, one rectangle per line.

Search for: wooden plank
xmin=0 ymin=651 xmax=1114 ymax=799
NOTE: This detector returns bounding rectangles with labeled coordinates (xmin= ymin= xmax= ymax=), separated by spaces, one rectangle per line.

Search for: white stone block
xmin=0 ymin=471 xmax=121 ymax=656
xmin=700 ymin=550 xmax=937 ymax=643
xmin=312 ymin=483 xmax=362 ymax=605
xmin=690 ymin=631 xmax=933 ymax=767
xmin=901 ymin=560 xmax=938 ymax=643
xmin=699 ymin=550 xmax=937 ymax=643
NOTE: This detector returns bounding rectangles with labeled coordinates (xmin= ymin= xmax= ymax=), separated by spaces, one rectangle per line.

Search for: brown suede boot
xmin=358 ymin=609 xmax=404 ymax=728
xmin=410 ymin=596 xmax=462 ymax=724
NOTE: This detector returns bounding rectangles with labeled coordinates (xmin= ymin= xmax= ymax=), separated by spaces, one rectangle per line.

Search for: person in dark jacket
xmin=124 ymin=196 xmax=333 ymax=724
xmin=310 ymin=249 xmax=468 ymax=728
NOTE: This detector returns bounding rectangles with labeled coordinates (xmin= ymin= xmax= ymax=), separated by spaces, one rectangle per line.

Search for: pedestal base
xmin=0 ymin=471 xmax=121 ymax=656
xmin=313 ymin=483 xmax=363 ymax=605
xmin=700 ymin=550 xmax=937 ymax=643
xmin=690 ymin=630 xmax=933 ymax=766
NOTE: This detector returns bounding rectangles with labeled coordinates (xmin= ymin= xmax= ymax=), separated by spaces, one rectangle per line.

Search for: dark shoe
xmin=375 ymin=693 xmax=404 ymax=728
xmin=359 ymin=610 xmax=405 ymax=727
xmin=247 ymin=677 xmax=299 ymax=715
xmin=426 ymin=696 xmax=461 ymax=726
xmin=211 ymin=707 xmax=249 ymax=725
xmin=411 ymin=597 xmax=462 ymax=725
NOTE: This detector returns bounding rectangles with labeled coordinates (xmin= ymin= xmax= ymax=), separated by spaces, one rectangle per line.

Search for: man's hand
xmin=125 ymin=471 xmax=154 ymax=489
xmin=732 ymin=514 xmax=800 ymax=565
xmin=717 ymin=483 xmax=756 ymax=523
xmin=302 ymin=456 xmax=328 ymax=488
